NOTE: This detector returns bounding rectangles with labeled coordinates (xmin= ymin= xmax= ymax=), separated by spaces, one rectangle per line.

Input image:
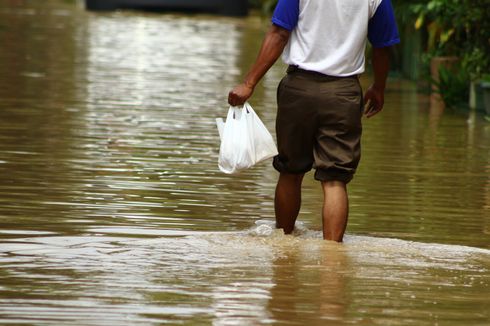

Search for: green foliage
xmin=482 ymin=74 xmax=490 ymax=83
xmin=249 ymin=0 xmax=278 ymax=14
xmin=400 ymin=0 xmax=490 ymax=80
xmin=392 ymin=0 xmax=425 ymax=25
xmin=433 ymin=64 xmax=470 ymax=109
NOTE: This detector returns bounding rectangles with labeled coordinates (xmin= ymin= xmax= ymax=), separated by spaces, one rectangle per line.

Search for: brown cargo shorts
xmin=273 ymin=66 xmax=363 ymax=184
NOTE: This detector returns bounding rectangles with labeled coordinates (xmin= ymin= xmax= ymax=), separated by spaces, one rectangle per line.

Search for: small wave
xmin=247 ymin=219 xmax=323 ymax=240
xmin=243 ymin=219 xmax=490 ymax=256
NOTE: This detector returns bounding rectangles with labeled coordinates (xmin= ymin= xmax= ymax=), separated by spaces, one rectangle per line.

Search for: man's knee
xmin=279 ymin=172 xmax=304 ymax=186
xmin=321 ymin=180 xmax=346 ymax=187
xmin=321 ymin=180 xmax=347 ymax=193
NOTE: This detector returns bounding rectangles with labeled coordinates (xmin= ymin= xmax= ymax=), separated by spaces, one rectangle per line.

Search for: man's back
xmin=272 ymin=0 xmax=398 ymax=76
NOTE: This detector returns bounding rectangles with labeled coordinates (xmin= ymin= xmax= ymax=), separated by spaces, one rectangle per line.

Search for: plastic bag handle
xmin=231 ymin=103 xmax=250 ymax=119
xmin=244 ymin=102 xmax=251 ymax=114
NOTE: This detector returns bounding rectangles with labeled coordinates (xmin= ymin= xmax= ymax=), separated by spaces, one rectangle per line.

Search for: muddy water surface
xmin=0 ymin=1 xmax=489 ymax=325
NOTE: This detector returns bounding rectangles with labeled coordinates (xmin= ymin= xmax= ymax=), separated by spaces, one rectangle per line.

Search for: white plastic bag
xmin=216 ymin=102 xmax=278 ymax=174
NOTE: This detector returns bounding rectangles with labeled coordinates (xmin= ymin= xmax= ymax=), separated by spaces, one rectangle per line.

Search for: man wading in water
xmin=228 ymin=0 xmax=399 ymax=242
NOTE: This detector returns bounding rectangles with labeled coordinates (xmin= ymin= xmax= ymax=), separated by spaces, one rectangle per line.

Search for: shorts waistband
xmin=287 ymin=65 xmax=358 ymax=81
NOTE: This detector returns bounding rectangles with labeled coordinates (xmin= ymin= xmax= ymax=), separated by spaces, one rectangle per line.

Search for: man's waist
xmin=287 ymin=65 xmax=358 ymax=80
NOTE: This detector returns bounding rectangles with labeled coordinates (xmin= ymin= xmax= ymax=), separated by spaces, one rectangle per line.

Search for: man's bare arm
xmin=228 ymin=24 xmax=291 ymax=107
xmin=364 ymin=46 xmax=391 ymax=118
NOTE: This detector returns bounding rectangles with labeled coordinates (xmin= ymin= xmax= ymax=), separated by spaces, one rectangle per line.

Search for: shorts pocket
xmin=335 ymin=92 xmax=361 ymax=104
xmin=335 ymin=91 xmax=360 ymax=97
xmin=283 ymin=84 xmax=309 ymax=93
xmin=281 ymin=75 xmax=310 ymax=93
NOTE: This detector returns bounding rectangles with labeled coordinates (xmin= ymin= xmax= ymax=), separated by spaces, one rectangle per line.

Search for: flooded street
xmin=0 ymin=1 xmax=489 ymax=325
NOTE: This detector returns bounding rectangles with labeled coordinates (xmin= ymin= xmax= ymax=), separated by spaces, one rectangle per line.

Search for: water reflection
xmin=0 ymin=1 xmax=489 ymax=325
xmin=268 ymin=243 xmax=349 ymax=324
xmin=0 ymin=221 xmax=489 ymax=324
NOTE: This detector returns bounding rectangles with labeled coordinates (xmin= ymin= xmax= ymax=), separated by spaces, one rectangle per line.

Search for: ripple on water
xmin=0 ymin=221 xmax=489 ymax=324
xmin=0 ymin=1 xmax=489 ymax=325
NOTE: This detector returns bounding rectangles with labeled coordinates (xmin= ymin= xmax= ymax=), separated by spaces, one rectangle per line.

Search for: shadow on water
xmin=0 ymin=0 xmax=489 ymax=325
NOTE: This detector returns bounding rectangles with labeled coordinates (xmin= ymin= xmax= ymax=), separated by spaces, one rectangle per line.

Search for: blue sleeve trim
xmin=271 ymin=0 xmax=299 ymax=32
xmin=368 ymin=0 xmax=400 ymax=48
xmin=271 ymin=17 xmax=294 ymax=31
xmin=374 ymin=38 xmax=401 ymax=48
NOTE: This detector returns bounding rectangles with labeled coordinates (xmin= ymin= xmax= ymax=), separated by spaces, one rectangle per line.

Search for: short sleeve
xmin=271 ymin=0 xmax=300 ymax=31
xmin=368 ymin=0 xmax=400 ymax=48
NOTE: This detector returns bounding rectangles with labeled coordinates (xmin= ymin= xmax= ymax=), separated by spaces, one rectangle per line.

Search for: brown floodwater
xmin=0 ymin=1 xmax=489 ymax=325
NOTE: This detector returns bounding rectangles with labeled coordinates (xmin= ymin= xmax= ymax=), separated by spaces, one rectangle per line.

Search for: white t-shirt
xmin=272 ymin=0 xmax=400 ymax=77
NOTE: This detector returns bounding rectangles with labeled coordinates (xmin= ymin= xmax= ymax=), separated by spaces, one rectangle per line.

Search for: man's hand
xmin=364 ymin=46 xmax=391 ymax=118
xmin=228 ymin=83 xmax=254 ymax=107
xmin=226 ymin=24 xmax=291 ymax=107
xmin=363 ymin=84 xmax=384 ymax=118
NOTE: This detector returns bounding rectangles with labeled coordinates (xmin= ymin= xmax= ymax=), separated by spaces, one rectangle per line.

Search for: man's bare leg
xmin=322 ymin=181 xmax=349 ymax=242
xmin=274 ymin=172 xmax=304 ymax=234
